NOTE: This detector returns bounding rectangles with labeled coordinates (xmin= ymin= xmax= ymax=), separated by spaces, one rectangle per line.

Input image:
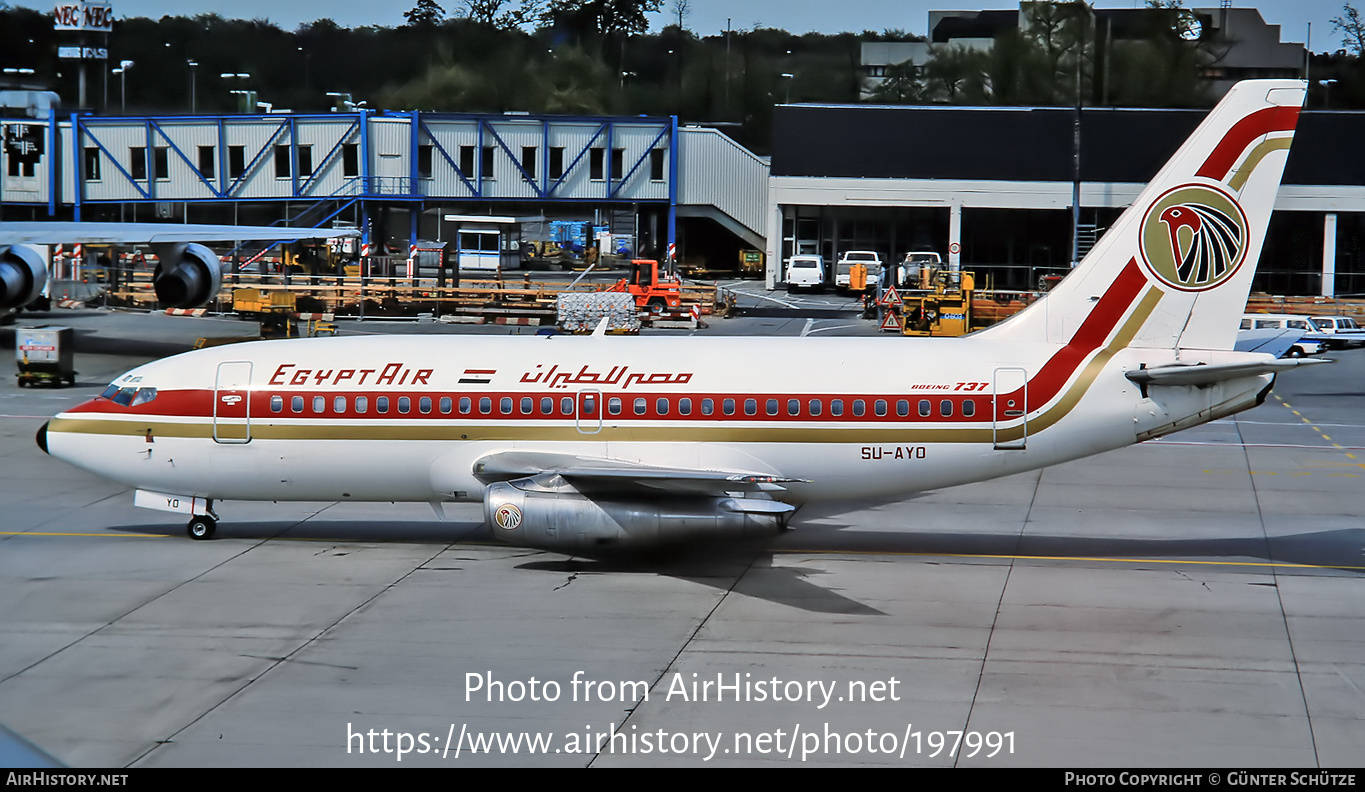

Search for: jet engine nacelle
xmin=484 ymin=479 xmax=785 ymax=550
xmin=0 ymin=245 xmax=48 ymax=310
xmin=151 ymin=242 xmax=223 ymax=308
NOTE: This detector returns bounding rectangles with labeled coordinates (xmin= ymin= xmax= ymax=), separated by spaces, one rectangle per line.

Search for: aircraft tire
xmin=187 ymin=516 xmax=216 ymax=540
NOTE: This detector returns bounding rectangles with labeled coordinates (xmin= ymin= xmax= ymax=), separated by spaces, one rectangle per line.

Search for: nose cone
xmin=36 ymin=421 xmax=49 ymax=455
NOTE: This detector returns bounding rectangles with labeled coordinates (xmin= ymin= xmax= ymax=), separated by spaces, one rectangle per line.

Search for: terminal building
xmin=3 ymin=96 xmax=1364 ymax=298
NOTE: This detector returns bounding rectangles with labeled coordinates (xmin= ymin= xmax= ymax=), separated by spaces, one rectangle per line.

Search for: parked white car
xmin=1308 ymin=315 xmax=1365 ymax=349
xmin=785 ymin=255 xmax=827 ymax=293
xmin=834 ymin=251 xmax=882 ymax=291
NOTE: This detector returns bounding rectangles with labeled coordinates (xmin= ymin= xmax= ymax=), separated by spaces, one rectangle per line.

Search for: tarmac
xmin=0 ymin=304 xmax=1362 ymax=767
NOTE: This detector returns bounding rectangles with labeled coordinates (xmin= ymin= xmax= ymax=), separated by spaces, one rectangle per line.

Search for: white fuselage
xmin=43 ymin=333 xmax=1272 ymax=508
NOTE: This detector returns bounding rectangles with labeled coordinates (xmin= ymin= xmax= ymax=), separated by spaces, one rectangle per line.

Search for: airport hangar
xmin=3 ymin=101 xmax=1364 ymax=297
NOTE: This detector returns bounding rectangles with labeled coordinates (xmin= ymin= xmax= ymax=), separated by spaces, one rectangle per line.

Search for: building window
xmin=228 ymin=145 xmax=245 ymax=178
xmin=152 ymin=147 xmax=169 ymax=180
xmin=274 ymin=145 xmax=291 ymax=178
xmin=84 ymin=147 xmax=101 ymax=181
xmin=590 ymin=147 xmax=604 ymax=180
xmin=611 ymin=147 xmax=624 ymax=180
xmin=481 ymin=145 xmax=495 ymax=179
xmin=549 ymin=147 xmax=564 ymax=179
xmin=342 ymin=143 xmax=359 ymax=177
xmin=459 ymin=145 xmax=475 ymax=177
xmin=521 ymin=146 xmax=536 ymax=178
xmin=297 ymin=145 xmax=313 ymax=177
xmin=197 ymin=145 xmax=214 ymax=179
xmin=650 ymin=148 xmax=665 ymax=181
xmin=129 ymin=146 xmax=147 ymax=180
xmin=418 ymin=144 xmax=433 ymax=179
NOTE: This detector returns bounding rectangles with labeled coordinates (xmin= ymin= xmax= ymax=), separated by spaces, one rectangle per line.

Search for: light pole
xmin=187 ymin=60 xmax=198 ymax=113
xmin=780 ymin=73 xmax=794 ymax=103
xmin=112 ymin=60 xmax=133 ymax=113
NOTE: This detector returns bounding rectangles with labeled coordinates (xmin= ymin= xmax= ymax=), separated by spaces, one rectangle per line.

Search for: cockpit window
xmin=101 ymin=384 xmax=156 ymax=407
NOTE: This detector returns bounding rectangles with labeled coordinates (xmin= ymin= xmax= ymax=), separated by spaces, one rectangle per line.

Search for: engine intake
xmin=0 ymin=245 xmax=47 ymax=310
xmin=484 ymin=478 xmax=788 ymax=550
xmin=151 ymin=242 xmax=223 ymax=308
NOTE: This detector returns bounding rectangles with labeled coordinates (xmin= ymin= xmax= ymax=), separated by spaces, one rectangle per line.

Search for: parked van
xmin=785 ymin=255 xmax=827 ymax=293
xmin=1239 ymin=314 xmax=1323 ymax=357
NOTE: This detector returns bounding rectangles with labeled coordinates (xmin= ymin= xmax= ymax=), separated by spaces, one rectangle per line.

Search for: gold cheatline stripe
xmin=1228 ymin=136 xmax=1293 ymax=193
xmin=48 ymin=292 xmax=1164 ymax=447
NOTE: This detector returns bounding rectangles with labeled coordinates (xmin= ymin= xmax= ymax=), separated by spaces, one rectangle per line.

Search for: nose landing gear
xmin=186 ymin=501 xmax=219 ymax=540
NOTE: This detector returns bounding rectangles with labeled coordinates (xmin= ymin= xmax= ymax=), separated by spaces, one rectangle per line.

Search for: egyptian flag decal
xmin=459 ymin=369 xmax=496 ymax=384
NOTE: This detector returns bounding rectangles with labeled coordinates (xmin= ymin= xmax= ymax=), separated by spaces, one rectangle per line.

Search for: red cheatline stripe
xmin=996 ymin=258 xmax=1148 ymax=418
xmin=1196 ymin=105 xmax=1300 ymax=182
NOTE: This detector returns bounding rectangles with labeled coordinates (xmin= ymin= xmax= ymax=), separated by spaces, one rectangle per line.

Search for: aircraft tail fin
xmin=982 ymin=80 xmax=1305 ymax=351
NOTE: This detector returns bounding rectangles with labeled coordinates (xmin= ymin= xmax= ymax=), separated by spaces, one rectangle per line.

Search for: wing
xmin=0 ymin=222 xmax=358 ymax=246
xmin=472 ymin=450 xmax=805 ymax=498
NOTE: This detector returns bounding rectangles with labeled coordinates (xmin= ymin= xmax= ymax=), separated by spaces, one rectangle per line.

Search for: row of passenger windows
xmin=267 ymin=394 xmax=977 ymax=418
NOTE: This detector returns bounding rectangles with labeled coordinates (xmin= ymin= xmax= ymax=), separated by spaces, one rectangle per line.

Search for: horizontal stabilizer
xmin=1126 ymin=357 xmax=1329 ymax=387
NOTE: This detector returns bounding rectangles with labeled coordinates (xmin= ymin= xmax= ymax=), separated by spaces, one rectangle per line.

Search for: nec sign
xmin=53 ymin=2 xmax=114 ymax=32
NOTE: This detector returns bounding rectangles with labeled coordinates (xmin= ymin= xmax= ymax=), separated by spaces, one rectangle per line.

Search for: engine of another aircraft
xmin=151 ymin=242 xmax=223 ymax=308
xmin=0 ymin=245 xmax=47 ymax=310
xmin=483 ymin=476 xmax=785 ymax=550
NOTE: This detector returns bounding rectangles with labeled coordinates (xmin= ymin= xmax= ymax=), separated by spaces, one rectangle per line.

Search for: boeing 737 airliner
xmin=38 ymin=81 xmax=1319 ymax=549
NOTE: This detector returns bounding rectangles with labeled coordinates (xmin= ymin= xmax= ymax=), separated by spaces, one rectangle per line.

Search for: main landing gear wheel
xmin=187 ymin=516 xmax=217 ymax=540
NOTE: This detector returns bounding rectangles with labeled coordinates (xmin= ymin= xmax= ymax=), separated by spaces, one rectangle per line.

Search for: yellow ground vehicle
xmin=898 ymin=269 xmax=976 ymax=337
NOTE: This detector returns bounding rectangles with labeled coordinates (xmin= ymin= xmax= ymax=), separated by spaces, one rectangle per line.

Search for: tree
xmin=866 ymin=59 xmax=921 ymax=103
xmin=671 ymin=0 xmax=690 ymax=31
xmin=404 ymin=0 xmax=445 ymax=27
xmin=545 ymin=0 xmax=663 ymax=39
xmin=462 ymin=0 xmax=504 ymax=25
xmin=1332 ymin=3 xmax=1365 ymax=56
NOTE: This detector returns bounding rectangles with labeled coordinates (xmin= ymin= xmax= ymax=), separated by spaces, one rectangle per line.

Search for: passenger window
xmin=875 ymin=399 xmax=887 ymax=417
xmin=940 ymin=399 xmax=953 ymax=417
xmin=334 ymin=396 xmax=347 ymax=413
xmin=499 ymin=397 xmax=512 ymax=414
xmin=787 ymin=399 xmax=799 ymax=416
xmin=919 ymin=399 xmax=931 ymax=417
xmin=541 ymin=397 xmax=553 ymax=414
xmin=377 ymin=397 xmax=390 ymax=414
xmin=723 ymin=398 xmax=736 ymax=416
xmin=439 ymin=397 xmax=452 ymax=414
xmin=830 ymin=399 xmax=843 ymax=416
xmin=963 ymin=399 xmax=975 ymax=417
xmin=808 ymin=399 xmax=821 ymax=416
xmin=459 ymin=396 xmax=471 ymax=414
xmin=679 ymin=398 xmax=692 ymax=416
xmin=356 ymin=396 xmax=368 ymax=413
xmin=657 ymin=398 xmax=669 ymax=416
xmin=634 ymin=398 xmax=647 ymax=416
xmin=561 ymin=398 xmax=573 ymax=415
xmin=420 ymin=396 xmax=432 ymax=414
xmin=766 ymin=399 xmax=778 ymax=416
xmin=608 ymin=397 xmax=622 ymax=415
xmin=292 ymin=395 xmax=304 ymax=413
xmin=520 ymin=397 xmax=532 ymax=414
xmin=479 ymin=397 xmax=491 ymax=414
xmin=701 ymin=398 xmax=714 ymax=416
xmin=270 ymin=395 xmax=283 ymax=413
xmin=896 ymin=399 xmax=909 ymax=417
xmin=399 ymin=397 xmax=411 ymax=414
xmin=853 ymin=400 xmax=865 ymax=417
xmin=313 ymin=396 xmax=325 ymax=413
xmin=744 ymin=399 xmax=757 ymax=416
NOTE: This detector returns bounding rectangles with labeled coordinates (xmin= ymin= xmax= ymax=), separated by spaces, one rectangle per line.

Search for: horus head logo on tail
xmin=1139 ymin=183 xmax=1249 ymax=292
